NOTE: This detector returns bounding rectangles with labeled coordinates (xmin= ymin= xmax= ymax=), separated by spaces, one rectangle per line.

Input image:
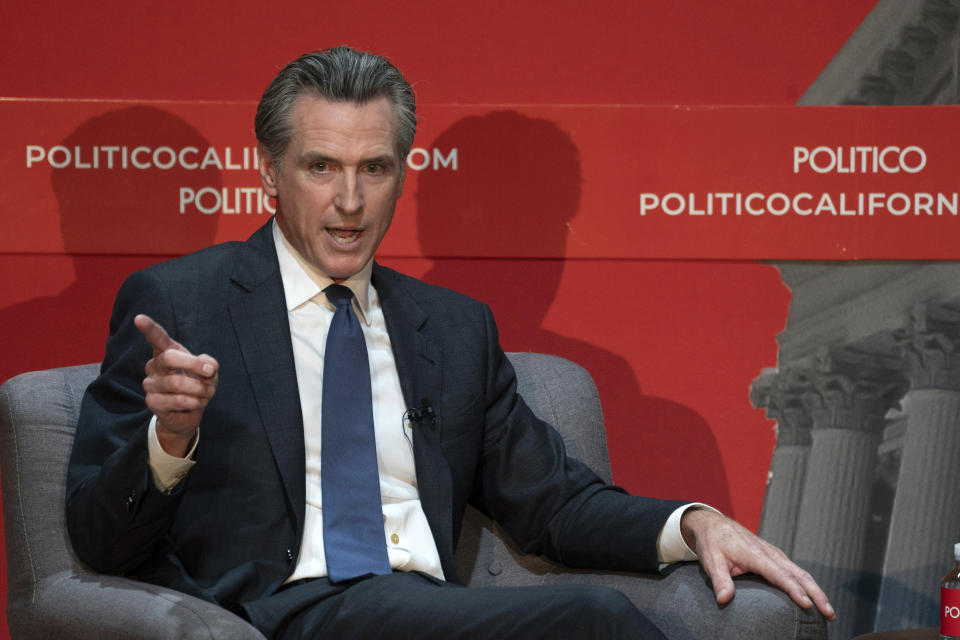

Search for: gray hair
xmin=254 ymin=46 xmax=417 ymax=164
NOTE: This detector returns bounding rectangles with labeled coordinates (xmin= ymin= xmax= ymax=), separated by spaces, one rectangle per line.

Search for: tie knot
xmin=324 ymin=284 xmax=354 ymax=308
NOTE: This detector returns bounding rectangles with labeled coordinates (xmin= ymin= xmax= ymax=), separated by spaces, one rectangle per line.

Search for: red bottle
xmin=943 ymin=543 xmax=960 ymax=640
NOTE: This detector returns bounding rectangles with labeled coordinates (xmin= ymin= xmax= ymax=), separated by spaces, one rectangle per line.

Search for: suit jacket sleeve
xmin=66 ymin=268 xmax=187 ymax=575
xmin=472 ymin=303 xmax=685 ymax=574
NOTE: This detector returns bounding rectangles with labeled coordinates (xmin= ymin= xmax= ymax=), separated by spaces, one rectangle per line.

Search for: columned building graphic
xmin=753 ymin=266 xmax=960 ymax=639
xmin=753 ymin=3 xmax=960 ymax=638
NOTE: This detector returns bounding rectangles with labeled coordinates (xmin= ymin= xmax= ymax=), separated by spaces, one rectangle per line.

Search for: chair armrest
xmin=499 ymin=561 xmax=827 ymax=640
xmin=463 ymin=514 xmax=826 ymax=640
xmin=10 ymin=572 xmax=266 ymax=640
xmin=598 ymin=563 xmax=827 ymax=640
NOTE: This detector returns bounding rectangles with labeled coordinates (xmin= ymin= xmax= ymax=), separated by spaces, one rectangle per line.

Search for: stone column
xmin=752 ymin=368 xmax=813 ymax=556
xmin=791 ymin=348 xmax=907 ymax=640
xmin=875 ymin=303 xmax=960 ymax=630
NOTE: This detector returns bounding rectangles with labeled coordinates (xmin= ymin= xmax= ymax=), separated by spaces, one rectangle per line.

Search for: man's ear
xmin=258 ymin=144 xmax=279 ymax=197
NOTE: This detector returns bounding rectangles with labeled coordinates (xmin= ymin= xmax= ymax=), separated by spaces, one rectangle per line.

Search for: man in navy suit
xmin=67 ymin=46 xmax=833 ymax=639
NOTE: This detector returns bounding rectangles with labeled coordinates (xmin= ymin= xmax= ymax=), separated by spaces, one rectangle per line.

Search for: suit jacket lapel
xmin=373 ymin=264 xmax=457 ymax=580
xmin=373 ymin=264 xmax=438 ymax=410
xmin=227 ymin=221 xmax=306 ymax=537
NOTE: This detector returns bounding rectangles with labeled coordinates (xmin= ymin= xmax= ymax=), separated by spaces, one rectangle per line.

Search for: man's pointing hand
xmin=135 ymin=314 xmax=218 ymax=457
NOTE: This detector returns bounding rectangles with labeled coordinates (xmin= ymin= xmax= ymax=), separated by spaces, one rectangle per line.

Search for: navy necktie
xmin=321 ymin=284 xmax=391 ymax=583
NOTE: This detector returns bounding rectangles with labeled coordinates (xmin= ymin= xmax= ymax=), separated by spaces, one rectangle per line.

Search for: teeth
xmin=329 ymin=230 xmax=360 ymax=244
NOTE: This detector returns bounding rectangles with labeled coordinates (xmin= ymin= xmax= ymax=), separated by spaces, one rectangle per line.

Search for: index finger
xmin=135 ymin=314 xmax=183 ymax=354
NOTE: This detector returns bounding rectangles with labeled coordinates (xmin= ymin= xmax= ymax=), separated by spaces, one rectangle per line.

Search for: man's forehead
xmin=285 ymin=93 xmax=399 ymax=159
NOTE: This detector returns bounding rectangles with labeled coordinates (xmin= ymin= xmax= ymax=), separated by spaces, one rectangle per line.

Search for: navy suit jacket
xmin=66 ymin=220 xmax=683 ymax=614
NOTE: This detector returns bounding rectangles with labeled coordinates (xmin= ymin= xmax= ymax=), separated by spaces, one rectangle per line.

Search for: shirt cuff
xmin=657 ymin=502 xmax=723 ymax=564
xmin=147 ymin=415 xmax=197 ymax=493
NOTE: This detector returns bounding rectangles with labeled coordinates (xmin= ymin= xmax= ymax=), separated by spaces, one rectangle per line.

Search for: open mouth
xmin=327 ymin=228 xmax=362 ymax=244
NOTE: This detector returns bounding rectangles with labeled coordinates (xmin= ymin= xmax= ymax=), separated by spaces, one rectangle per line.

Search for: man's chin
xmin=312 ymin=242 xmax=378 ymax=280
xmin=324 ymin=260 xmax=369 ymax=282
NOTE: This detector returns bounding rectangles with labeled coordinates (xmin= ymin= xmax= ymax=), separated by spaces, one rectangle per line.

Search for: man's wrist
xmin=658 ymin=503 xmax=722 ymax=564
xmin=147 ymin=416 xmax=197 ymax=492
xmin=679 ymin=505 xmax=725 ymax=552
xmin=155 ymin=419 xmax=198 ymax=458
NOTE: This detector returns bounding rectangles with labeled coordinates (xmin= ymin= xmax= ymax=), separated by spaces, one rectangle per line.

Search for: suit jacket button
xmin=286 ymin=548 xmax=294 ymax=563
xmin=487 ymin=561 xmax=503 ymax=576
xmin=125 ymin=490 xmax=136 ymax=511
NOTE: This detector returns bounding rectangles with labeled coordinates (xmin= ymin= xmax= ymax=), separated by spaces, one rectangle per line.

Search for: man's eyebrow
xmin=298 ymin=151 xmax=397 ymax=167
xmin=359 ymin=154 xmax=397 ymax=167
xmin=300 ymin=151 xmax=337 ymax=164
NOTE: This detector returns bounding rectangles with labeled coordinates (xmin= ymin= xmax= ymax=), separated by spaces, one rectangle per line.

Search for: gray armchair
xmin=1 ymin=355 xmax=826 ymax=639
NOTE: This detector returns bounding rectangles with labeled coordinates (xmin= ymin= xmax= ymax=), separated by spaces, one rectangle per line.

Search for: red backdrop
xmin=0 ymin=2 xmax=882 ymax=636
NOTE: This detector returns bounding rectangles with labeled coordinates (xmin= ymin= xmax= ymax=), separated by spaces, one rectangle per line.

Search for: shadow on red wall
xmin=415 ymin=111 xmax=733 ymax=512
xmin=0 ymin=105 xmax=222 ymax=382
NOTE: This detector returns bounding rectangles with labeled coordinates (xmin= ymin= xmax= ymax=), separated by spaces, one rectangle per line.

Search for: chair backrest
xmin=0 ymin=354 xmax=611 ymax=612
xmin=504 ymin=352 xmax=611 ymax=484
xmin=455 ymin=352 xmax=612 ymax=586
xmin=0 ymin=363 xmax=101 ymax=626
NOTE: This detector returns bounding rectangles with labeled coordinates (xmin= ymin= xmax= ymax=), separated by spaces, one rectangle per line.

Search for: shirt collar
xmin=272 ymin=220 xmax=373 ymax=325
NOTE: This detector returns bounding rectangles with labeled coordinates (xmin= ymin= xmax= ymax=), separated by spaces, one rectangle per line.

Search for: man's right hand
xmin=135 ymin=314 xmax=219 ymax=458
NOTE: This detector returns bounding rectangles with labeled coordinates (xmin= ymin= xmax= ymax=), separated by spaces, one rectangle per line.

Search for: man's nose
xmin=334 ymin=171 xmax=364 ymax=214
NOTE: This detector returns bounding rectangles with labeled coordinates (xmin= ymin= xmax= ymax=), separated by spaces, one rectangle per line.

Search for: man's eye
xmin=311 ymin=162 xmax=328 ymax=172
xmin=365 ymin=163 xmax=383 ymax=174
